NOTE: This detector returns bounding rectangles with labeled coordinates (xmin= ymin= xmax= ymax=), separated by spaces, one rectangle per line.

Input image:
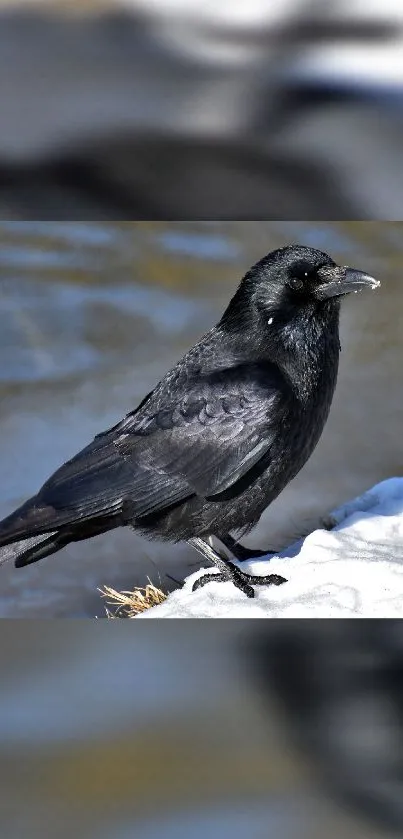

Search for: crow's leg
xmin=188 ymin=537 xmax=287 ymax=599
xmin=219 ymin=533 xmax=276 ymax=563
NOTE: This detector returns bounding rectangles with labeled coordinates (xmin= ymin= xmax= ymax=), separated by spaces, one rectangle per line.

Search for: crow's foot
xmin=189 ymin=537 xmax=287 ymax=599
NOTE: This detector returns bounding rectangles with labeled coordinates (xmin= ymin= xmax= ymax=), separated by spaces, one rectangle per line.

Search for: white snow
xmin=140 ymin=478 xmax=403 ymax=618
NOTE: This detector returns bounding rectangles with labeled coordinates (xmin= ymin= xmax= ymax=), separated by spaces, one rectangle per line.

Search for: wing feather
xmin=0 ymin=361 xmax=291 ymax=544
xmin=114 ymin=362 xmax=290 ymax=511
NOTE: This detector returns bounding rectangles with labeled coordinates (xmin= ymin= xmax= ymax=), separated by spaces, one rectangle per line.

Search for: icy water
xmin=0 ymin=221 xmax=401 ymax=617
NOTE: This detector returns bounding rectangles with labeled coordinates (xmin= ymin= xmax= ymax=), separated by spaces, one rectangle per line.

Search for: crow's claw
xmin=192 ymin=566 xmax=287 ymax=599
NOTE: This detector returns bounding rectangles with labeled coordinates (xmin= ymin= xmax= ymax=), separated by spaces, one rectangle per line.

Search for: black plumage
xmin=0 ymin=245 xmax=379 ymax=598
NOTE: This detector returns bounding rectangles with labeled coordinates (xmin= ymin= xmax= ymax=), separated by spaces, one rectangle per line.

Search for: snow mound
xmin=139 ymin=478 xmax=403 ymax=618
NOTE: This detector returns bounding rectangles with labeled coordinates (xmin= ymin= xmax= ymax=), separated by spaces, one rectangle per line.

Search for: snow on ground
xmin=140 ymin=478 xmax=403 ymax=618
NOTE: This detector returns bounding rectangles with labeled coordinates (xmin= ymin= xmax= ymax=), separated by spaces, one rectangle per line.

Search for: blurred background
xmin=0 ymin=0 xmax=402 ymax=217
xmin=0 ymin=220 xmax=401 ymax=616
xmin=1 ymin=620 xmax=403 ymax=839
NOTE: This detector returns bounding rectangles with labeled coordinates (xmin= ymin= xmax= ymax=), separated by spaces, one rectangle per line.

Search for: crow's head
xmin=243 ymin=244 xmax=380 ymax=316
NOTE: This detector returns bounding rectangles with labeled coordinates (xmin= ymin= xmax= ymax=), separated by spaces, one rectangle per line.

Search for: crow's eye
xmin=288 ymin=276 xmax=305 ymax=292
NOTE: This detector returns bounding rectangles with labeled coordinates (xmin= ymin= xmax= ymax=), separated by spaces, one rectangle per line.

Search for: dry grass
xmin=99 ymin=580 xmax=167 ymax=618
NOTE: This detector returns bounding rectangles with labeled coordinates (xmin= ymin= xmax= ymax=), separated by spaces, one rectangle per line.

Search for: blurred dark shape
xmin=2 ymin=620 xmax=403 ymax=838
xmin=250 ymin=620 xmax=403 ymax=834
xmin=0 ymin=1 xmax=402 ymax=218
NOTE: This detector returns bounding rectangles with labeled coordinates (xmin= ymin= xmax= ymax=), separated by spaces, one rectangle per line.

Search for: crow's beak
xmin=315 ymin=265 xmax=380 ymax=300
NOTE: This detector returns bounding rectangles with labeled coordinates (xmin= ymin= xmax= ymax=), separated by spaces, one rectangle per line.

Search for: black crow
xmin=0 ymin=245 xmax=379 ymax=599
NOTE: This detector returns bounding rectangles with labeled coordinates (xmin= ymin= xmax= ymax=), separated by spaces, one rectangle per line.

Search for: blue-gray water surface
xmin=0 ymin=221 xmax=401 ymax=617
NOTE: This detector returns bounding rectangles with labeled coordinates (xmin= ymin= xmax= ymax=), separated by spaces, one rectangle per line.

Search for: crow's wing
xmin=0 ymin=435 xmax=138 ymax=545
xmin=113 ymin=362 xmax=291 ymax=514
xmin=0 ymin=363 xmax=291 ymax=544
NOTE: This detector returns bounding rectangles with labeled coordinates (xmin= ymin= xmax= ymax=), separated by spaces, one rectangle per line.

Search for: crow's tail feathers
xmin=0 ymin=512 xmax=124 ymax=568
xmin=0 ymin=532 xmax=60 ymax=568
